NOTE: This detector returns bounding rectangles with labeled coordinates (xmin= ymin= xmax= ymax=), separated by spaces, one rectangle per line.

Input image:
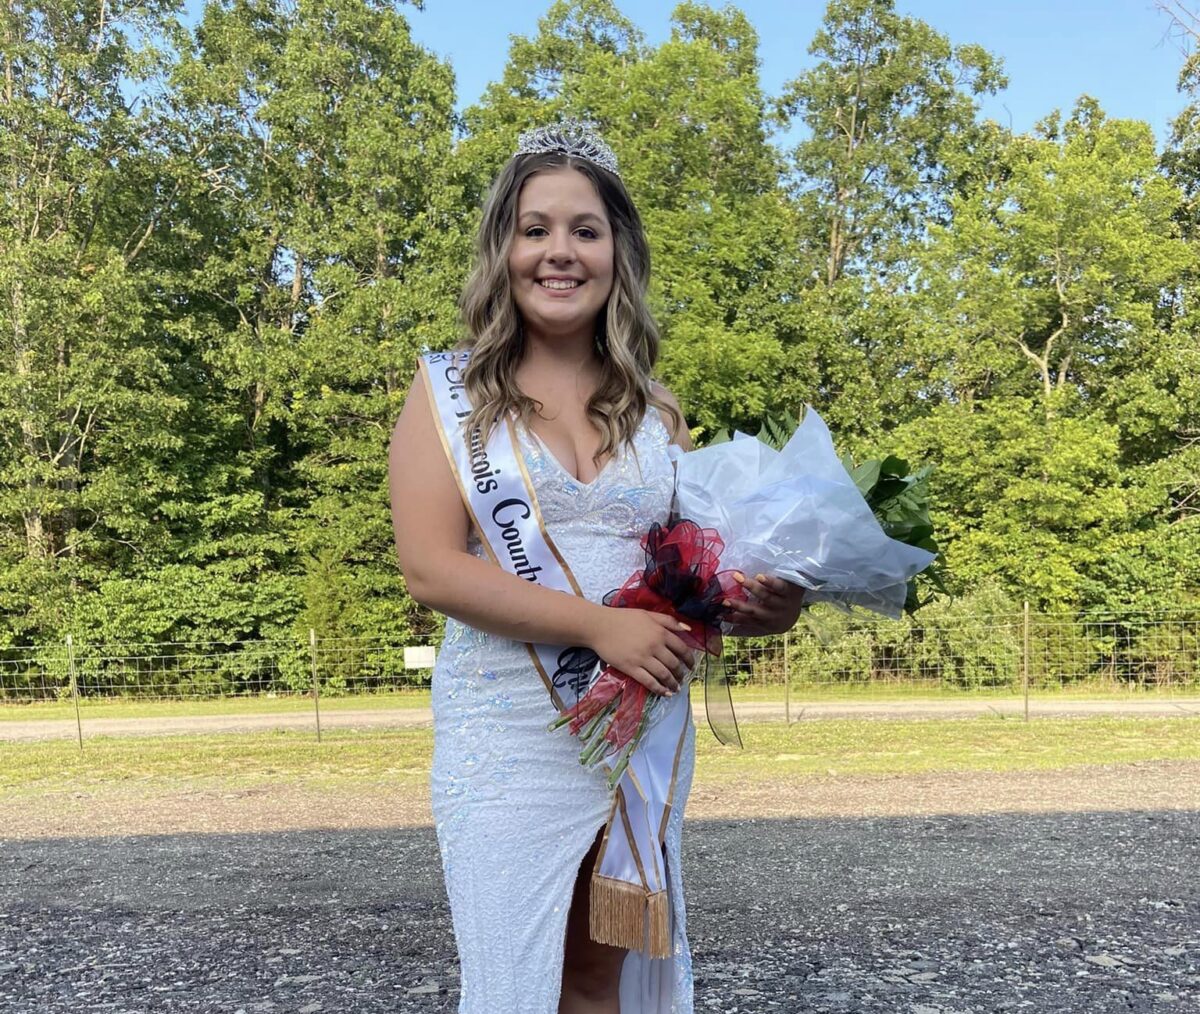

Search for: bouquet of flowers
xmin=549 ymin=518 xmax=748 ymax=788
xmin=551 ymin=405 xmax=939 ymax=784
xmin=670 ymin=407 xmax=937 ymax=618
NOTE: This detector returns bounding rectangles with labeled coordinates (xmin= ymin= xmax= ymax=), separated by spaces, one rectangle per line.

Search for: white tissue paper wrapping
xmin=667 ymin=407 xmax=936 ymax=619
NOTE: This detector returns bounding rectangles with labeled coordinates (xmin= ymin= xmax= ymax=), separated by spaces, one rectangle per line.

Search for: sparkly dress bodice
xmin=429 ymin=406 xmax=696 ymax=1013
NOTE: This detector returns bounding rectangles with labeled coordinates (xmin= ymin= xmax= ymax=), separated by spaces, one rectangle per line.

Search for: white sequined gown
xmin=429 ymin=408 xmax=695 ymax=1014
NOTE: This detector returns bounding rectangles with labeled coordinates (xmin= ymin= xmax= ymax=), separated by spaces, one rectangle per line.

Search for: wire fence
xmin=0 ymin=634 xmax=435 ymax=704
xmin=3 ymin=605 xmax=1198 ymax=710
xmin=725 ymin=607 xmax=1200 ymax=695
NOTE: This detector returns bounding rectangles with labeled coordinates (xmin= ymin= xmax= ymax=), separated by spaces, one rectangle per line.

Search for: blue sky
xmin=182 ymin=0 xmax=1191 ymax=144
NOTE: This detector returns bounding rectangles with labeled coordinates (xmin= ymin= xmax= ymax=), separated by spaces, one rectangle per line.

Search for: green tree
xmin=777 ymin=0 xmax=1006 ymax=286
xmin=902 ymin=99 xmax=1193 ymax=607
xmin=0 ymin=0 xmax=202 ymax=644
xmin=173 ymin=0 xmax=457 ymax=643
xmin=772 ymin=0 xmax=1006 ymax=445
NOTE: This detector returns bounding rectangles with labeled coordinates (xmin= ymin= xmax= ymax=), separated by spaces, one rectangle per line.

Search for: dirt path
xmin=3 ymin=695 xmax=1198 ymax=742
xmin=4 ymin=757 xmax=1198 ymax=840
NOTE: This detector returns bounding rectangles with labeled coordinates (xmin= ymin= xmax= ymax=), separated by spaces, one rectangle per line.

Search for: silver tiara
xmin=514 ymin=119 xmax=620 ymax=177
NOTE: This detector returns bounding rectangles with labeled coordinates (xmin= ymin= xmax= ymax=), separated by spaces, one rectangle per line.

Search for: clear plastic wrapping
xmin=668 ymin=407 xmax=935 ymax=619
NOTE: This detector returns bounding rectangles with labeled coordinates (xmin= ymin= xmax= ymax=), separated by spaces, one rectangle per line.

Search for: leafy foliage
xmin=1 ymin=0 xmax=1197 ymax=654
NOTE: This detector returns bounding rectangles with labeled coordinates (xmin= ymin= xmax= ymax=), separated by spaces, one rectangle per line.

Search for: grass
xmin=695 ymin=715 xmax=1200 ymax=782
xmin=729 ymin=681 xmax=1200 ymax=703
xmin=0 ymin=727 xmax=435 ymax=797
xmin=3 ymin=715 xmax=1197 ymax=800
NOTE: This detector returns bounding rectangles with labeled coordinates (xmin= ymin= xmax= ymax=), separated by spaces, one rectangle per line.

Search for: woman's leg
xmin=559 ymin=827 xmax=628 ymax=1014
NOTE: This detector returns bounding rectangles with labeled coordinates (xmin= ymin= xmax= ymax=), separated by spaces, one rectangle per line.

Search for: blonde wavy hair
xmin=455 ymin=150 xmax=683 ymax=466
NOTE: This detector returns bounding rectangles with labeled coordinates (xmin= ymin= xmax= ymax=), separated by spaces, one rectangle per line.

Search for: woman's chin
xmin=522 ymin=307 xmax=601 ymax=337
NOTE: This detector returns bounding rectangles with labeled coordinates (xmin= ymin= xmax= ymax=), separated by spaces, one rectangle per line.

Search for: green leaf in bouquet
xmin=903 ymin=522 xmax=936 ymax=545
xmin=880 ymin=520 xmax=917 ymax=542
xmin=878 ymin=455 xmax=910 ymax=478
xmin=754 ymin=411 xmax=798 ymax=451
xmin=869 ymin=476 xmax=910 ymax=503
xmin=848 ymin=459 xmax=881 ymax=496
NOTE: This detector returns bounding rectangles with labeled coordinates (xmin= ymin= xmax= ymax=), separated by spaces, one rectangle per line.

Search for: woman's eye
xmin=521 ymin=226 xmax=599 ymax=239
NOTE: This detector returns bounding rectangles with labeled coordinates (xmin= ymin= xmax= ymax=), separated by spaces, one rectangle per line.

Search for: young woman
xmin=389 ymin=122 xmax=803 ymax=1014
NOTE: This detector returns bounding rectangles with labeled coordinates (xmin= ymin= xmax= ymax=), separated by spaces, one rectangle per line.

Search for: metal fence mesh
xmin=2 ymin=608 xmax=1198 ymax=708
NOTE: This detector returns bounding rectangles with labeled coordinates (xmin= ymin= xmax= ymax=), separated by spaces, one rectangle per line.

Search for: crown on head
xmin=514 ymin=118 xmax=620 ymax=177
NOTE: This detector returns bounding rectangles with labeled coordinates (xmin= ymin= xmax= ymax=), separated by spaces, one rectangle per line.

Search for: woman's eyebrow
xmin=517 ymin=210 xmax=606 ymax=227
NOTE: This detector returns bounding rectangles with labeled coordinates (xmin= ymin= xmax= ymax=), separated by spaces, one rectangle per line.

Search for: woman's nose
xmin=545 ymin=228 xmax=575 ymax=263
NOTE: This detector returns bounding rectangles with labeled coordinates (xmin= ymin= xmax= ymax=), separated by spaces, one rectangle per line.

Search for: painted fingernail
xmin=756 ymin=573 xmax=766 ymax=582
xmin=678 ymin=621 xmax=691 ymax=631
xmin=723 ymin=599 xmax=733 ymax=607
xmin=733 ymin=572 xmax=745 ymax=583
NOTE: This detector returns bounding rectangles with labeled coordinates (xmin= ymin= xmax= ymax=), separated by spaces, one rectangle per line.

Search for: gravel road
xmin=2 ymin=760 xmax=1198 ymax=1012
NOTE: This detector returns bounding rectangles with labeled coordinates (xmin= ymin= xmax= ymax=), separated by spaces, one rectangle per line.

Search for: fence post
xmin=783 ymin=631 xmax=791 ymax=725
xmin=66 ymin=635 xmax=83 ymax=751
xmin=1022 ymin=601 xmax=1031 ymax=723
xmin=310 ymin=629 xmax=322 ymax=743
xmin=865 ymin=627 xmax=873 ymax=686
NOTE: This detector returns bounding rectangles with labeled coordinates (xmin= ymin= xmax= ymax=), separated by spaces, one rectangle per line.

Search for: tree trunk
xmin=11 ymin=280 xmax=49 ymax=560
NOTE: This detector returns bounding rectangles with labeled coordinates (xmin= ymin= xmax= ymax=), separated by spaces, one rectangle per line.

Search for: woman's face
xmin=507 ymin=166 xmax=615 ymax=344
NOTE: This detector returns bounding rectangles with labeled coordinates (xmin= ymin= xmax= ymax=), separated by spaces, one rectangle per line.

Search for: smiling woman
xmin=449 ymin=135 xmax=681 ymax=481
xmin=388 ymin=122 xmax=703 ymax=1014
xmin=507 ymin=169 xmax=617 ymax=481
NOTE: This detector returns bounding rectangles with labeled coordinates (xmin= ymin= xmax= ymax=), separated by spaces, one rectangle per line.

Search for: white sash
xmin=419 ymin=349 xmax=687 ymax=958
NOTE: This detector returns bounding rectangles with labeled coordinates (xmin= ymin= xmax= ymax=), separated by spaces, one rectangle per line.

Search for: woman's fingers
xmin=654 ymin=647 xmax=691 ymax=691
xmin=723 ymin=572 xmax=808 ymax=637
xmin=737 ymin=572 xmax=782 ymax=602
xmin=646 ymin=614 xmax=697 ymax=676
xmin=663 ymin=631 xmax=697 ymax=671
xmin=724 ymin=594 xmax=769 ymax=622
xmin=644 ymin=656 xmax=680 ymax=695
xmin=651 ymin=610 xmax=693 ymax=634
xmin=630 ymin=668 xmax=670 ymax=696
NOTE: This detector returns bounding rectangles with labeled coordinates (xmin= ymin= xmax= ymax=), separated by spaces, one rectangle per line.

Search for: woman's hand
xmin=585 ymin=608 xmax=697 ymax=697
xmin=722 ymin=572 xmax=806 ymax=637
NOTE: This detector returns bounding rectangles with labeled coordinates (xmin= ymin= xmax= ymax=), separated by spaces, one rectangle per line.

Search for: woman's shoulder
xmin=648 ymin=380 xmax=691 ymax=451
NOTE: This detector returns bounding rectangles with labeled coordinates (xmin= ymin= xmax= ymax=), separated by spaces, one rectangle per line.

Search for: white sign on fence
xmin=403 ymin=645 xmax=437 ymax=670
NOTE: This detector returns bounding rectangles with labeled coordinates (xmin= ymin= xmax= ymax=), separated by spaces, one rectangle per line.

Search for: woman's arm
xmin=389 ymin=368 xmax=693 ymax=693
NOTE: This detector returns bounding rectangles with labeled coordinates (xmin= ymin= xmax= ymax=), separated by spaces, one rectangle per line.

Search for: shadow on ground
xmin=1 ymin=808 xmax=1197 ymax=1012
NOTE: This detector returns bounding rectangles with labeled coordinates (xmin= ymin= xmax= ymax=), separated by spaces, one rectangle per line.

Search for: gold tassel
xmin=589 ymin=876 xmax=673 ymax=959
xmin=589 ymin=874 xmax=646 ymax=951
xmin=646 ymin=889 xmax=671 ymax=959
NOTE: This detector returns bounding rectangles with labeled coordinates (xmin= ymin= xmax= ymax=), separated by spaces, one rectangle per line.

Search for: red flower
xmin=566 ymin=668 xmax=626 ymax=736
xmin=604 ymin=676 xmax=648 ymax=747
xmin=552 ymin=518 xmax=750 ymax=775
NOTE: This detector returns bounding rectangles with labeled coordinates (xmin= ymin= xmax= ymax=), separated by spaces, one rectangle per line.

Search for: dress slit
xmin=551 ymin=820 xmax=623 ymax=1011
